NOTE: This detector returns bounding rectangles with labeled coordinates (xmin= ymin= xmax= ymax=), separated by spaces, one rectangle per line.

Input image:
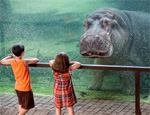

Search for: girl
xmin=49 ymin=52 xmax=81 ymax=115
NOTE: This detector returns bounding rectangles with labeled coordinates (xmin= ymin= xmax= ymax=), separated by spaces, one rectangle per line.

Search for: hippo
xmin=80 ymin=8 xmax=150 ymax=94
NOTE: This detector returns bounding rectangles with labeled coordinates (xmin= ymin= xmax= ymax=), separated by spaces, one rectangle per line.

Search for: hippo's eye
xmin=102 ymin=18 xmax=111 ymax=30
xmin=105 ymin=20 xmax=109 ymax=25
xmin=103 ymin=19 xmax=110 ymax=26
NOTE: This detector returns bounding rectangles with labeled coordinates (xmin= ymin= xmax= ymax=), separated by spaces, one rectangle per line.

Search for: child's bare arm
xmin=0 ymin=55 xmax=14 ymax=65
xmin=49 ymin=60 xmax=54 ymax=67
xmin=70 ymin=61 xmax=81 ymax=70
xmin=24 ymin=58 xmax=39 ymax=65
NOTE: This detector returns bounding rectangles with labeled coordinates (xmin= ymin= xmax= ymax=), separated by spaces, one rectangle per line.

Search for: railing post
xmin=135 ymin=71 xmax=141 ymax=115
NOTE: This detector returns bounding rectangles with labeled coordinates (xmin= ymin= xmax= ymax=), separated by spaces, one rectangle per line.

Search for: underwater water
xmin=0 ymin=0 xmax=150 ymax=101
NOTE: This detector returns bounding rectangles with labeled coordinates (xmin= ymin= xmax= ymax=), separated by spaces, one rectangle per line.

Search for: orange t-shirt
xmin=11 ymin=59 xmax=32 ymax=91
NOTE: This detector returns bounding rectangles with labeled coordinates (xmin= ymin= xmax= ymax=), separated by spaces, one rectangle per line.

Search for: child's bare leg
xmin=18 ymin=105 xmax=22 ymax=112
xmin=18 ymin=108 xmax=28 ymax=115
xmin=67 ymin=107 xmax=74 ymax=115
xmin=56 ymin=107 xmax=61 ymax=115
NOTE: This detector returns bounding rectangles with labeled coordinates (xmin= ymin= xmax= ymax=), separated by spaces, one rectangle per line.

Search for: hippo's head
xmin=80 ymin=8 xmax=129 ymax=58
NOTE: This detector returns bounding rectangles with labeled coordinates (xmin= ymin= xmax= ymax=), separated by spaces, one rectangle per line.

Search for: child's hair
xmin=12 ymin=43 xmax=24 ymax=56
xmin=52 ymin=52 xmax=70 ymax=73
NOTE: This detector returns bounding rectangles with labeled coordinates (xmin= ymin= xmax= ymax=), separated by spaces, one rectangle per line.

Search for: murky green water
xmin=0 ymin=0 xmax=149 ymax=101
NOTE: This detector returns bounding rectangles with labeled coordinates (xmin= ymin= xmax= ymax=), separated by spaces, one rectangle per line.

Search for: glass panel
xmin=0 ymin=0 xmax=149 ymax=102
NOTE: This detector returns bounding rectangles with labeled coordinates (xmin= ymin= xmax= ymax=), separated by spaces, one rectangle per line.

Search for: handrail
xmin=0 ymin=62 xmax=150 ymax=72
xmin=0 ymin=62 xmax=150 ymax=115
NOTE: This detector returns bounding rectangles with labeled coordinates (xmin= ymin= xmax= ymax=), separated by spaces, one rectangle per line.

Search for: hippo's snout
xmin=80 ymin=32 xmax=113 ymax=57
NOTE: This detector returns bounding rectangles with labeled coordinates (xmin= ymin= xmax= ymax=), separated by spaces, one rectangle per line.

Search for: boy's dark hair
xmin=52 ymin=52 xmax=70 ymax=73
xmin=12 ymin=43 xmax=24 ymax=56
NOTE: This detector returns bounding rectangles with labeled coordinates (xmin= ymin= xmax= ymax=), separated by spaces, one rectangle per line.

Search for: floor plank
xmin=0 ymin=108 xmax=7 ymax=115
xmin=3 ymin=107 xmax=18 ymax=115
xmin=32 ymin=110 xmax=49 ymax=115
xmin=0 ymin=94 xmax=150 ymax=115
xmin=26 ymin=109 xmax=36 ymax=115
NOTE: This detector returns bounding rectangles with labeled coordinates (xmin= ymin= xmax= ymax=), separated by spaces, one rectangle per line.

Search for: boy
xmin=0 ymin=43 xmax=39 ymax=115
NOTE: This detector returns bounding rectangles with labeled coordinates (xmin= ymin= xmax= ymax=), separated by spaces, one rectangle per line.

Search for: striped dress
xmin=52 ymin=69 xmax=77 ymax=108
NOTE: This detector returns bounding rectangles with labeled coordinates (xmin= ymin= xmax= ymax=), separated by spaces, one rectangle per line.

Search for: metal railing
xmin=0 ymin=62 xmax=150 ymax=115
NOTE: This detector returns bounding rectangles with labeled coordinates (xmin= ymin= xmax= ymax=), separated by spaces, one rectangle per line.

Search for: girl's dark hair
xmin=12 ymin=43 xmax=24 ymax=56
xmin=52 ymin=52 xmax=70 ymax=73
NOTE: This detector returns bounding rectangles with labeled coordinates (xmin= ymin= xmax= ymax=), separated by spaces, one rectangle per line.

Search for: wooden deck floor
xmin=0 ymin=94 xmax=150 ymax=115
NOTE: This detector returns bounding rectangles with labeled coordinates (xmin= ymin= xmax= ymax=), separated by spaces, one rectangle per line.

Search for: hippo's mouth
xmin=81 ymin=45 xmax=113 ymax=58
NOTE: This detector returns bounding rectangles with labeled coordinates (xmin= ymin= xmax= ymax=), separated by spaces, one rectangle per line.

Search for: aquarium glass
xmin=0 ymin=0 xmax=149 ymax=102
